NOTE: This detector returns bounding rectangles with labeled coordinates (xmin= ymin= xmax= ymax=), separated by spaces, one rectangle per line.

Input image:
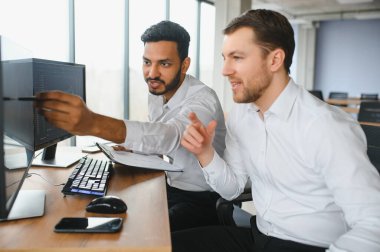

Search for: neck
xmin=255 ymin=73 xmax=290 ymax=113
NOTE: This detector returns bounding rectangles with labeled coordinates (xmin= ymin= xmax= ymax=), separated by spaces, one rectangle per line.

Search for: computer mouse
xmin=86 ymin=195 xmax=127 ymax=214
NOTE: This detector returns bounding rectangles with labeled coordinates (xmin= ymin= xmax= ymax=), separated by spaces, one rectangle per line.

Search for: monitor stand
xmin=1 ymin=190 xmax=45 ymax=221
xmin=32 ymin=144 xmax=86 ymax=168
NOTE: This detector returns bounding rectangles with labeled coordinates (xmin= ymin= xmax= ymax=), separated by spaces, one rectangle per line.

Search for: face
xmin=143 ymin=41 xmax=188 ymax=100
xmin=222 ymin=27 xmax=272 ymax=104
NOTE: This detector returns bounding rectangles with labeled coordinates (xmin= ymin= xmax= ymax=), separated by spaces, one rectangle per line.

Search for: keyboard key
xmin=61 ymin=156 xmax=113 ymax=197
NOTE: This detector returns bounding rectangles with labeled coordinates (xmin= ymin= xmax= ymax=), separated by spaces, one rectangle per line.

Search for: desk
xmin=327 ymin=98 xmax=380 ymax=114
xmin=360 ymin=121 xmax=380 ymax=127
xmin=327 ymin=98 xmax=362 ymax=106
xmin=326 ymin=98 xmax=363 ymax=114
xmin=0 ymin=153 xmax=171 ymax=252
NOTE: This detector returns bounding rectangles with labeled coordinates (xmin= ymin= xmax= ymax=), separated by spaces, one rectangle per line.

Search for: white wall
xmin=314 ymin=19 xmax=380 ymax=98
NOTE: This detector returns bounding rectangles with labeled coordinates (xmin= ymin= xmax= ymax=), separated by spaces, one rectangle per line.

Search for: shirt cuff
xmin=124 ymin=120 xmax=143 ymax=146
xmin=202 ymin=150 xmax=224 ymax=186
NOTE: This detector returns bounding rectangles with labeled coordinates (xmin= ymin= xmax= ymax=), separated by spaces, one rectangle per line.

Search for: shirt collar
xmin=164 ymin=75 xmax=190 ymax=110
xmin=266 ymin=78 xmax=299 ymax=121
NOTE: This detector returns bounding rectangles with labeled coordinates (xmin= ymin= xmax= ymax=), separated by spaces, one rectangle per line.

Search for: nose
xmin=147 ymin=64 xmax=160 ymax=79
xmin=222 ymin=60 xmax=233 ymax=77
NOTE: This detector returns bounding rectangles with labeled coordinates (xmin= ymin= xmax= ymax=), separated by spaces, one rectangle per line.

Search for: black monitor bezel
xmin=0 ymin=36 xmax=86 ymax=218
xmin=0 ymin=36 xmax=34 ymax=219
xmin=0 ymin=35 xmax=5 ymax=218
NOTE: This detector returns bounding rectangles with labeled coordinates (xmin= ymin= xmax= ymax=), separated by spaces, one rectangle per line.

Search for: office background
xmin=0 ymin=0 xmax=379 ymax=147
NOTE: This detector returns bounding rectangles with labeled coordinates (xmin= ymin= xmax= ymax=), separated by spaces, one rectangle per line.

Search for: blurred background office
xmin=0 ymin=0 xmax=379 ymax=147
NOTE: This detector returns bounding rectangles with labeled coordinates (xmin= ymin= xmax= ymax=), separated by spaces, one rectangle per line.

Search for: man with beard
xmin=176 ymin=9 xmax=380 ymax=252
xmin=36 ymin=21 xmax=226 ymax=232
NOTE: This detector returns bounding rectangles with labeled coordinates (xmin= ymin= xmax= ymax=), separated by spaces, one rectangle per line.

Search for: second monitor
xmin=2 ymin=58 xmax=86 ymax=167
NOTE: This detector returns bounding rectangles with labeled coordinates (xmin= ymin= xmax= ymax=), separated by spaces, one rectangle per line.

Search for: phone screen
xmin=54 ymin=217 xmax=123 ymax=233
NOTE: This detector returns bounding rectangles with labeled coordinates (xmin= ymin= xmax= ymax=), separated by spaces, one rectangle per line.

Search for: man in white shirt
xmin=36 ymin=21 xmax=226 ymax=231
xmin=175 ymin=9 xmax=380 ymax=252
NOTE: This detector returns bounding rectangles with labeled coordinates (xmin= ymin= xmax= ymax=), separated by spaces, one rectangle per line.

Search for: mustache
xmin=145 ymin=77 xmax=165 ymax=84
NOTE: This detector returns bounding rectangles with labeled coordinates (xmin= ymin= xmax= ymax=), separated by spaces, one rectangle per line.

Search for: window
xmin=0 ymin=0 xmax=217 ymax=146
xmin=128 ymin=0 xmax=166 ymax=121
xmin=169 ymin=0 xmax=198 ymax=77
xmin=199 ymin=1 xmax=215 ymax=86
xmin=0 ymin=0 xmax=69 ymax=61
xmin=75 ymin=0 xmax=125 ymax=146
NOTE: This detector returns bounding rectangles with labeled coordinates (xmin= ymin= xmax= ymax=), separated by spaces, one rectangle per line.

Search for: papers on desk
xmin=96 ymin=143 xmax=182 ymax=172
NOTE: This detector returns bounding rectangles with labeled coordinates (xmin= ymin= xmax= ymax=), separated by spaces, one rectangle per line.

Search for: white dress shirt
xmin=124 ymin=74 xmax=226 ymax=191
xmin=202 ymin=79 xmax=380 ymax=251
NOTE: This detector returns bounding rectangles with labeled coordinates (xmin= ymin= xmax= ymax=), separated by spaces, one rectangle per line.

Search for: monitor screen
xmin=2 ymin=58 xmax=86 ymax=151
xmin=0 ymin=35 xmax=86 ymax=219
xmin=0 ymin=36 xmax=43 ymax=220
xmin=2 ymin=56 xmax=86 ymax=167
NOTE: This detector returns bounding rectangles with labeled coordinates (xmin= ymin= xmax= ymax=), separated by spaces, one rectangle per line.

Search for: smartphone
xmin=54 ymin=217 xmax=123 ymax=233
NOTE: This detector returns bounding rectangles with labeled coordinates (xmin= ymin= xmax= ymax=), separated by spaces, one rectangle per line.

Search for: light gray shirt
xmin=203 ymin=79 xmax=380 ymax=251
xmin=124 ymin=75 xmax=226 ymax=191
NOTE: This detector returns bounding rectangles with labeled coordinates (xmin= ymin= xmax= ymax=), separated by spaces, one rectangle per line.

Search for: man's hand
xmin=181 ymin=112 xmax=217 ymax=167
xmin=35 ymin=91 xmax=126 ymax=143
xmin=36 ymin=91 xmax=97 ymax=136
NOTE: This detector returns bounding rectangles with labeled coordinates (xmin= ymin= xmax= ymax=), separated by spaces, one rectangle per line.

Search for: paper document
xmin=96 ymin=143 xmax=182 ymax=172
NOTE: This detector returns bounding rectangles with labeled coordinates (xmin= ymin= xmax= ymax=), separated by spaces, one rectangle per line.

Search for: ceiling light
xmin=336 ymin=0 xmax=373 ymax=4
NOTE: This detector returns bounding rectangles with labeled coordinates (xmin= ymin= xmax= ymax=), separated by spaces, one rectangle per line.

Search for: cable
xmin=27 ymin=172 xmax=65 ymax=187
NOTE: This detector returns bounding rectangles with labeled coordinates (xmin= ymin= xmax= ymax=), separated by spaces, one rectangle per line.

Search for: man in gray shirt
xmin=36 ymin=21 xmax=226 ymax=231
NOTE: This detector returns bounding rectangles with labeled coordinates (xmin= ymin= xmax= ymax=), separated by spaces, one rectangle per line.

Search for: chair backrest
xmin=361 ymin=124 xmax=380 ymax=173
xmin=329 ymin=92 xmax=348 ymax=99
xmin=358 ymin=102 xmax=380 ymax=123
xmin=361 ymin=93 xmax=378 ymax=100
xmin=308 ymin=90 xmax=324 ymax=101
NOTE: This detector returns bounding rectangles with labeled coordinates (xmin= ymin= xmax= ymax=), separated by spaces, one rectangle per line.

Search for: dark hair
xmin=224 ymin=9 xmax=295 ymax=74
xmin=141 ymin=20 xmax=190 ymax=62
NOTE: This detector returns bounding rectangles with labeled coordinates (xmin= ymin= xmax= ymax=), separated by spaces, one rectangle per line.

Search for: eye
xmin=161 ymin=62 xmax=171 ymax=67
xmin=233 ymin=56 xmax=243 ymax=61
xmin=143 ymin=60 xmax=151 ymax=66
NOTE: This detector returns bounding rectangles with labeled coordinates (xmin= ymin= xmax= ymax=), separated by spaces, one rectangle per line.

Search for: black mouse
xmin=86 ymin=195 xmax=127 ymax=214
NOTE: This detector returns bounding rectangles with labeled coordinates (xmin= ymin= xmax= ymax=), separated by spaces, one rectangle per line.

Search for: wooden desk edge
xmin=1 ymin=246 xmax=171 ymax=252
xmin=360 ymin=121 xmax=380 ymax=127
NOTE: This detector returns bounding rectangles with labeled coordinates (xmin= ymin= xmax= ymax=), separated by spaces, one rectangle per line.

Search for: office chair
xmin=308 ymin=90 xmax=324 ymax=101
xmin=328 ymin=92 xmax=348 ymax=100
xmin=360 ymin=93 xmax=378 ymax=100
xmin=358 ymin=102 xmax=380 ymax=123
xmin=216 ymin=183 xmax=253 ymax=228
xmin=360 ymin=124 xmax=380 ymax=174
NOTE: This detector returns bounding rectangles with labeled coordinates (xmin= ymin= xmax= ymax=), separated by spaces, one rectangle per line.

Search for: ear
xmin=181 ymin=57 xmax=191 ymax=74
xmin=269 ymin=49 xmax=285 ymax=72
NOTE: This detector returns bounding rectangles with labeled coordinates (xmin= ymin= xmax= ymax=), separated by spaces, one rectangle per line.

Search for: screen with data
xmin=2 ymin=58 xmax=85 ymax=150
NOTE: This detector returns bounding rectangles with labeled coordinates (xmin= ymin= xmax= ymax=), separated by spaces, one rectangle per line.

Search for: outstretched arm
xmin=36 ymin=91 xmax=126 ymax=143
xmin=181 ymin=112 xmax=217 ymax=167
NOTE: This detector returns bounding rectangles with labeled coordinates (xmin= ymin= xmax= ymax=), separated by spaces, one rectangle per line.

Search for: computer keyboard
xmin=62 ymin=156 xmax=113 ymax=197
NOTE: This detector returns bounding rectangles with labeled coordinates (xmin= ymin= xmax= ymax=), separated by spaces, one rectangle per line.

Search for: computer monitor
xmin=2 ymin=57 xmax=86 ymax=167
xmin=1 ymin=34 xmax=87 ymax=220
xmin=0 ymin=36 xmax=45 ymax=220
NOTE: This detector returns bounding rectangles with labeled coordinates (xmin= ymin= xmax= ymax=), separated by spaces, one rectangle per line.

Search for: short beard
xmin=146 ymin=65 xmax=182 ymax=96
xmin=233 ymin=65 xmax=272 ymax=104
